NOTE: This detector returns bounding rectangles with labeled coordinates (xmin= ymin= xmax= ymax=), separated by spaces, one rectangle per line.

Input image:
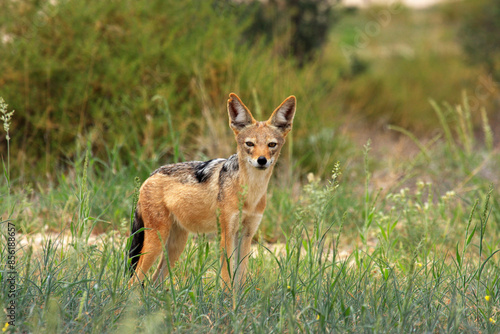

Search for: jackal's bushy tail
xmin=128 ymin=208 xmax=144 ymax=278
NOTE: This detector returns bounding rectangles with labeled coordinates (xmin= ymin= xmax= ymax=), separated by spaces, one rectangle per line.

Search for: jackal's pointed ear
xmin=267 ymin=96 xmax=296 ymax=136
xmin=227 ymin=93 xmax=256 ymax=134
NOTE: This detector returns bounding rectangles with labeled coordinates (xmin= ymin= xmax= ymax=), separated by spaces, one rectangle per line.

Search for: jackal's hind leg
xmin=152 ymin=221 xmax=189 ymax=285
xmin=129 ymin=214 xmax=172 ymax=286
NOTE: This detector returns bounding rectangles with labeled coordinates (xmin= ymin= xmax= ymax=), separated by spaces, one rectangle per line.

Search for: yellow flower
xmin=416 ymin=262 xmax=423 ymax=268
xmin=489 ymin=318 xmax=496 ymax=324
xmin=2 ymin=323 xmax=9 ymax=332
xmin=287 ymin=285 xmax=291 ymax=290
xmin=316 ymin=314 xmax=320 ymax=320
xmin=485 ymin=295 xmax=491 ymax=302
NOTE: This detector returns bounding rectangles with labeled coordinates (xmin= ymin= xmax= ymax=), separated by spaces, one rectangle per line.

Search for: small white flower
xmin=307 ymin=173 xmax=315 ymax=183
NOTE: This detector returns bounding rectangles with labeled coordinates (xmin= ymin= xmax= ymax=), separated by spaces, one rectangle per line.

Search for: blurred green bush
xmin=0 ymin=0 xmax=343 ymax=181
xmin=244 ymin=0 xmax=340 ymax=66
xmin=458 ymin=0 xmax=500 ymax=81
xmin=0 ymin=0 xmax=492 ymax=184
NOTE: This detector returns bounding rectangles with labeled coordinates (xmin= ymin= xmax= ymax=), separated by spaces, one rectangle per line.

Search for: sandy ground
xmin=16 ymin=231 xmax=366 ymax=264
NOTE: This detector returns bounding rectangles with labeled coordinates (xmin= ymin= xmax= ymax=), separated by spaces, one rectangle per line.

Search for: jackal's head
xmin=227 ymin=93 xmax=296 ymax=170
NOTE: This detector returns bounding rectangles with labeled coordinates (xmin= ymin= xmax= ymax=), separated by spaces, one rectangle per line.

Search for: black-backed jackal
xmin=128 ymin=93 xmax=296 ymax=289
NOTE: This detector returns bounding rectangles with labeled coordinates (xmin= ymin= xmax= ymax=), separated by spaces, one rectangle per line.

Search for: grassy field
xmin=1 ymin=0 xmax=500 ymax=332
xmin=1 ymin=140 xmax=499 ymax=332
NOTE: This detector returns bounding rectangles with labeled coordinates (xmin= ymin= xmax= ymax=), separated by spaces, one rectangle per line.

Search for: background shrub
xmin=244 ymin=0 xmax=340 ymax=65
xmin=458 ymin=0 xmax=500 ymax=81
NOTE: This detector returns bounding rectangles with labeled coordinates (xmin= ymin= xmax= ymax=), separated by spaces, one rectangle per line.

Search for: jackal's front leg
xmin=235 ymin=213 xmax=262 ymax=287
xmin=219 ymin=212 xmax=239 ymax=290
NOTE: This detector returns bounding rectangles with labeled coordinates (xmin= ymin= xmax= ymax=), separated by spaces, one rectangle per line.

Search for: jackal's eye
xmin=268 ymin=142 xmax=277 ymax=148
xmin=245 ymin=141 xmax=254 ymax=147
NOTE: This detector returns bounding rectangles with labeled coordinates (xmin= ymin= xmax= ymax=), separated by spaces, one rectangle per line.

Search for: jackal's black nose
xmin=257 ymin=156 xmax=267 ymax=166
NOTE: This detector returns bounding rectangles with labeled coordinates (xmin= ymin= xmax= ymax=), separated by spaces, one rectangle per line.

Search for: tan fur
xmin=128 ymin=93 xmax=296 ymax=290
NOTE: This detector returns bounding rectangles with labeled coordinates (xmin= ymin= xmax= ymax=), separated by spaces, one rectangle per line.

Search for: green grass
xmin=1 ymin=146 xmax=498 ymax=332
xmin=2 ymin=101 xmax=499 ymax=331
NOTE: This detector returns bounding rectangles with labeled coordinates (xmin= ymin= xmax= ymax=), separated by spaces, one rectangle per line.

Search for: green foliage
xmin=458 ymin=0 xmax=500 ymax=80
xmin=1 ymin=0 xmax=232 ymax=178
xmin=0 ymin=0 xmax=334 ymax=181
xmin=0 ymin=0 xmax=493 ymax=182
xmin=333 ymin=5 xmax=488 ymax=135
xmin=0 ymin=98 xmax=14 ymax=203
xmin=244 ymin=0 xmax=340 ymax=65
xmin=0 ymin=0 xmax=350 ymax=183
